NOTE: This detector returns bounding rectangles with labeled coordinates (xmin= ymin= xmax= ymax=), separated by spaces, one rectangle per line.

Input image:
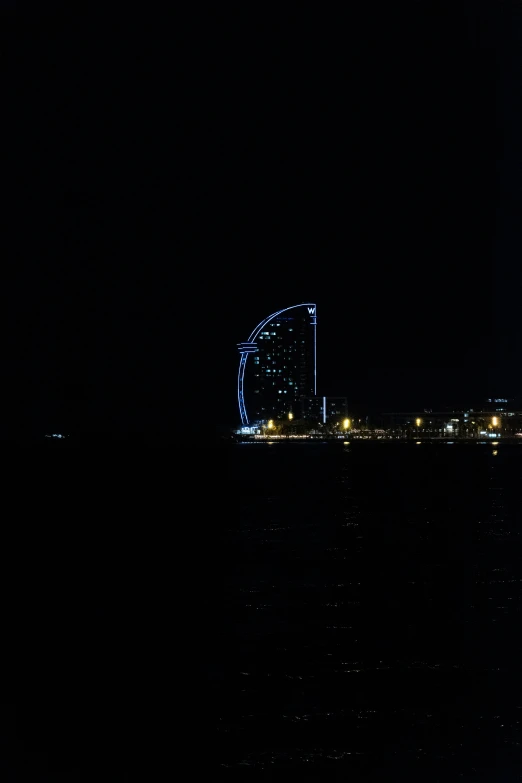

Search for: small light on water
xmin=343 ymin=441 xmax=350 ymax=446
xmin=416 ymin=441 xmax=421 ymax=445
xmin=492 ymin=450 xmax=498 ymax=456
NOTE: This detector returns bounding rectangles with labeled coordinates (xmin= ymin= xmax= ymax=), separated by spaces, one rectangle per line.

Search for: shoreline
xmin=235 ymin=436 xmax=522 ymax=444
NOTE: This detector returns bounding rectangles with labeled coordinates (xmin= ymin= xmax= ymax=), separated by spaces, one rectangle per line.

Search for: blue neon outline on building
xmin=237 ymin=303 xmax=317 ymax=426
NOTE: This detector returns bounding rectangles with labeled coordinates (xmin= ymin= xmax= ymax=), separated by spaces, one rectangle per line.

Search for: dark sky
xmin=3 ymin=2 xmax=522 ymax=438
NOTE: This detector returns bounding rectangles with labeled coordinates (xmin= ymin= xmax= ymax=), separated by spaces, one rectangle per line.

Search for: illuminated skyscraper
xmin=237 ymin=303 xmax=317 ymax=426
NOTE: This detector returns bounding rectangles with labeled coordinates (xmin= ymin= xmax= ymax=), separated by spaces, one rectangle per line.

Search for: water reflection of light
xmin=267 ymin=441 xmax=275 ymax=445
xmin=492 ymin=441 xmax=499 ymax=446
xmin=492 ymin=450 xmax=498 ymax=456
xmin=343 ymin=441 xmax=350 ymax=446
xmin=416 ymin=441 xmax=421 ymax=445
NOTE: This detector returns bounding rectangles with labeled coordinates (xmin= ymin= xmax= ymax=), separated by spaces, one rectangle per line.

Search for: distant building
xmin=484 ymin=397 xmax=510 ymax=411
xmin=381 ymin=409 xmax=522 ymax=438
xmin=301 ymin=396 xmax=348 ymax=424
xmin=237 ymin=303 xmax=317 ymax=426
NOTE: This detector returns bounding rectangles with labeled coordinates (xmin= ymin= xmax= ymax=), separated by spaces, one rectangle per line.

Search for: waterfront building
xmin=237 ymin=303 xmax=317 ymax=426
xmin=300 ymin=396 xmax=348 ymax=424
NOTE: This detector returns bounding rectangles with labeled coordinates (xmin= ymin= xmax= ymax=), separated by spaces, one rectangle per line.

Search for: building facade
xmin=300 ymin=396 xmax=348 ymax=424
xmin=237 ymin=303 xmax=317 ymax=426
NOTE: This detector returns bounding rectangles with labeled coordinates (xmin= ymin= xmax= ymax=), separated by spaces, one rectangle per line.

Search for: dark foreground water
xmin=1 ymin=442 xmax=520 ymax=780
xmin=209 ymin=441 xmax=522 ymax=780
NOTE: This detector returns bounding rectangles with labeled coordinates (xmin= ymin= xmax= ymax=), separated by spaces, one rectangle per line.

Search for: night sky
xmin=3 ymin=2 xmax=522 ymax=440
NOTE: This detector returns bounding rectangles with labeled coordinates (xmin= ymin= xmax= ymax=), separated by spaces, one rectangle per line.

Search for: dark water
xmin=209 ymin=442 xmax=522 ymax=780
xmin=1 ymin=443 xmax=520 ymax=780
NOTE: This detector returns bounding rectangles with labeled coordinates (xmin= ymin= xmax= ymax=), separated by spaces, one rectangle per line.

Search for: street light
xmin=268 ymin=419 xmax=275 ymax=430
xmin=415 ymin=418 xmax=422 ymax=427
xmin=288 ymin=412 xmax=294 ymax=420
xmin=492 ymin=416 xmax=499 ymax=428
xmin=343 ymin=418 xmax=351 ymax=430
